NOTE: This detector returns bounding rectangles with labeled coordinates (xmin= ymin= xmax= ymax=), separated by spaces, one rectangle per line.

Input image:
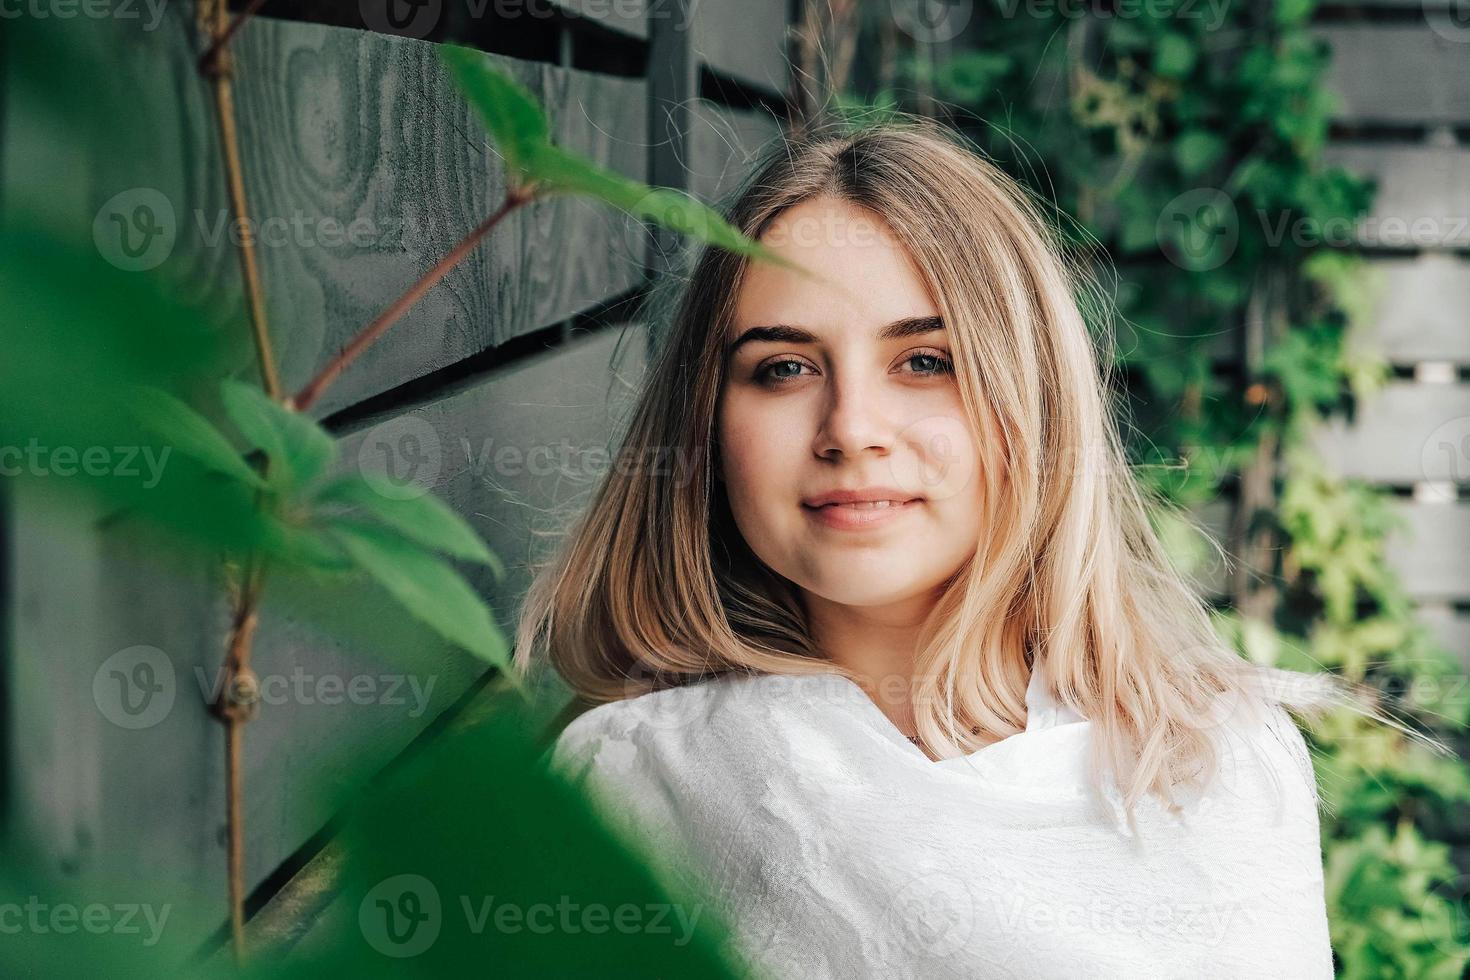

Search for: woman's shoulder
xmin=546 ymin=671 xmax=787 ymax=778
xmin=1187 ymin=695 xmax=1323 ymax=828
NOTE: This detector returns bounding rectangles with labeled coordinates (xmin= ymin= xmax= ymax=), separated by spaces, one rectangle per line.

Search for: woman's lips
xmin=801 ymin=498 xmax=924 ymax=530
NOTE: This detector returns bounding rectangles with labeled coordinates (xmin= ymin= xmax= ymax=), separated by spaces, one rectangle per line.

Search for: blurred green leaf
xmin=1174 ymin=130 xmax=1226 ymax=176
xmin=438 ymin=45 xmax=801 ymax=274
xmin=220 ymin=379 xmax=335 ymax=494
xmin=127 ymin=385 xmax=265 ymax=490
xmin=329 ymin=521 xmax=510 ymax=669
xmin=317 ymin=475 xmax=506 ymax=578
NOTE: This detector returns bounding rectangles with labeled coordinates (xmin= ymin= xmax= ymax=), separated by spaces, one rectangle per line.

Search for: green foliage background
xmin=834 ymin=2 xmax=1470 ymax=975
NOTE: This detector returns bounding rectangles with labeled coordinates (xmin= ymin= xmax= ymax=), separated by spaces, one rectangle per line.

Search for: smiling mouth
xmin=801 ymin=497 xmax=924 ymax=529
xmin=804 ymin=500 xmax=915 ymax=510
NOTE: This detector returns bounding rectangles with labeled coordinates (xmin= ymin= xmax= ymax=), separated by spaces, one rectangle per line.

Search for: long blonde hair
xmin=514 ymin=115 xmax=1422 ymax=833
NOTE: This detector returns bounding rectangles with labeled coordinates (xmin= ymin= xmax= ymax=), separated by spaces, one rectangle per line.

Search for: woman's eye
xmin=754 ymin=359 xmax=813 ymax=386
xmin=752 ymin=350 xmax=954 ymax=387
xmin=902 ymin=350 xmax=955 ymax=376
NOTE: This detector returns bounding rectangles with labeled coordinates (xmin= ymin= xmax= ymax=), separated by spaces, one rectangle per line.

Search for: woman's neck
xmin=802 ymin=588 xmax=941 ymax=736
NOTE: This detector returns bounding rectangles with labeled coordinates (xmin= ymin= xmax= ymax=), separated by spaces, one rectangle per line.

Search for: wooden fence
xmin=1312 ymin=6 xmax=1470 ymax=667
xmin=2 ymin=0 xmax=794 ymax=958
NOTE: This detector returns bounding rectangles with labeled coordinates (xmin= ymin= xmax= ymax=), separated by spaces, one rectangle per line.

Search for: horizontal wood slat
xmin=1386 ymin=500 xmax=1470 ymax=601
xmin=1317 ymin=25 xmax=1470 ymax=126
xmin=1312 ymin=382 xmax=1470 ymax=484
xmin=552 ymin=0 xmax=650 ymax=38
xmin=1361 ymin=254 xmax=1470 ymax=364
xmin=1319 ymin=144 xmax=1470 ymax=250
xmin=692 ymin=0 xmax=789 ymax=96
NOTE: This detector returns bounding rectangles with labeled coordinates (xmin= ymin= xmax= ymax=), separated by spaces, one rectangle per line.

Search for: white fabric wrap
xmin=548 ymin=668 xmax=1333 ymax=980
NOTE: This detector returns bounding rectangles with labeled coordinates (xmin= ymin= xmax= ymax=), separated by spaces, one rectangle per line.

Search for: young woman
xmin=513 ymin=117 xmax=1390 ymax=978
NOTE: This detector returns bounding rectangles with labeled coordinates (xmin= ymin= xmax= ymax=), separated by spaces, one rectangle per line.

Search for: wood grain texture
xmin=97 ymin=8 xmax=648 ymax=418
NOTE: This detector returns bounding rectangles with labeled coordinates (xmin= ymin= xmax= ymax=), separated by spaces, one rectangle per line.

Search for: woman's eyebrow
xmin=725 ymin=315 xmax=944 ymax=357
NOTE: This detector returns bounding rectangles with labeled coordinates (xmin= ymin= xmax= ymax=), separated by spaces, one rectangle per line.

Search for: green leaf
xmin=330 ymin=521 xmax=509 ymax=667
xmin=530 ymin=144 xmax=802 ymax=271
xmin=127 ymin=386 xmax=265 ymax=489
xmin=439 ymin=44 xmax=550 ymax=179
xmin=220 ymin=379 xmax=336 ymax=493
xmin=440 ymin=44 xmax=798 ymax=274
xmin=1174 ymin=130 xmax=1226 ymax=176
xmin=1154 ymin=34 xmax=1197 ymax=79
xmin=317 ymin=475 xmax=506 ymax=579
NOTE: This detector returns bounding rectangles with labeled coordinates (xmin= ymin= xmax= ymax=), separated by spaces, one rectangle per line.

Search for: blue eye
xmin=906 ymin=351 xmax=954 ymax=375
xmin=752 ymin=350 xmax=954 ymax=387
xmin=753 ymin=359 xmax=813 ymax=386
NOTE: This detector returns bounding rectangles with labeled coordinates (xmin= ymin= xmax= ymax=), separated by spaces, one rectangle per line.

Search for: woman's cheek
xmin=891 ymin=414 xmax=979 ymax=505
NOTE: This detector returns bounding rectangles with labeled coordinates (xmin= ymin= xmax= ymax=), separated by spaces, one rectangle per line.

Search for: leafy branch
xmin=174 ymin=21 xmax=795 ymax=965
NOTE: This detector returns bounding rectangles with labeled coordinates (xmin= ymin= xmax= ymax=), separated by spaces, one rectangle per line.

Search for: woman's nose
xmin=812 ymin=373 xmax=894 ymax=460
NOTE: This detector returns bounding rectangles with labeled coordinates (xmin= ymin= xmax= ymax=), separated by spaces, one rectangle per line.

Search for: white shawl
xmin=548 ymin=665 xmax=1333 ymax=979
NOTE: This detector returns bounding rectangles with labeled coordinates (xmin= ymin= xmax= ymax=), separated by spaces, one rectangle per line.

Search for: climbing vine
xmin=827 ymin=1 xmax=1469 ymax=974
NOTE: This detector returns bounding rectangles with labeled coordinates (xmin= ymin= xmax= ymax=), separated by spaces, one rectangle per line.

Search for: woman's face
xmin=716 ymin=195 xmax=985 ymax=610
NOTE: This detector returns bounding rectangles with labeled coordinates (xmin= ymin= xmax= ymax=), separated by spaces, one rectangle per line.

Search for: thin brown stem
xmin=200 ymin=0 xmax=281 ymax=398
xmin=195 ymin=0 xmax=280 ymax=961
xmin=197 ymin=0 xmax=269 ymax=77
xmin=289 ymin=188 xmax=534 ymax=412
xmin=214 ymin=561 xmax=263 ymax=964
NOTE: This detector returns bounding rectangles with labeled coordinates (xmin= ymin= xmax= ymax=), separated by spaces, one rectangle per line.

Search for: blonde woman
xmin=514 ymin=118 xmax=1388 ymax=978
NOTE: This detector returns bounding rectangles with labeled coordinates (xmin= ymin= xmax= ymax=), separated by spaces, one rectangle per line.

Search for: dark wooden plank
xmin=692 ymin=0 xmax=789 ymax=97
xmin=552 ymin=0 xmax=650 ymax=38
xmin=687 ymin=99 xmax=783 ymax=204
xmin=94 ymin=9 xmax=647 ymax=418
